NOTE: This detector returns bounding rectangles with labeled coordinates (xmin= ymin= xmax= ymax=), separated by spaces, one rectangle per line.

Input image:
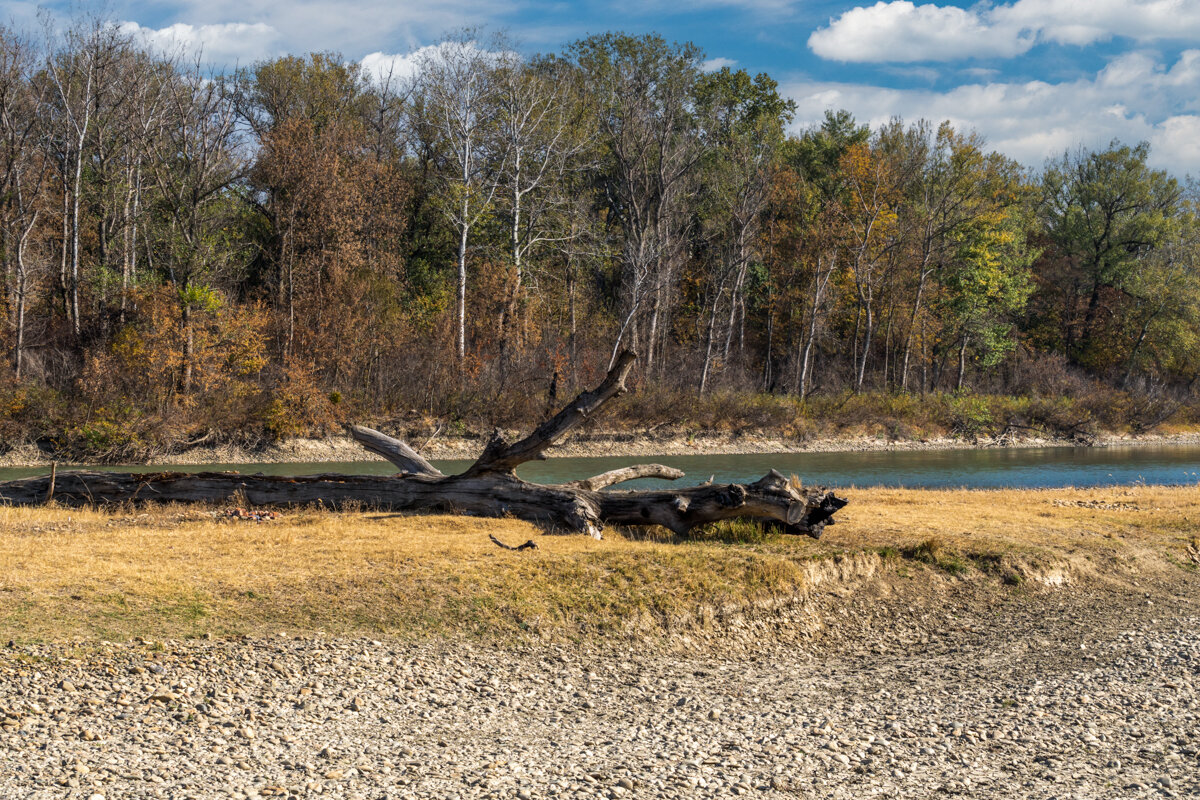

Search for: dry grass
xmin=1 ymin=485 xmax=1197 ymax=643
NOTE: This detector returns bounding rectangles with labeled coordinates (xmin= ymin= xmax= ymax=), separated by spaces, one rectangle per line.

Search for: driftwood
xmin=489 ymin=534 xmax=539 ymax=551
xmin=0 ymin=352 xmax=846 ymax=539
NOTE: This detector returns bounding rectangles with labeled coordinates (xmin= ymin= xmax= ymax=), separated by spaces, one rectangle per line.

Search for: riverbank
xmin=3 ymin=427 xmax=1199 ymax=468
xmin=4 ymin=488 xmax=1198 ymax=798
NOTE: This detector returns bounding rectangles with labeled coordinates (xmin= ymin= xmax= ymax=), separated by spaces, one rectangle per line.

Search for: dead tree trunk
xmin=0 ymin=352 xmax=846 ymax=539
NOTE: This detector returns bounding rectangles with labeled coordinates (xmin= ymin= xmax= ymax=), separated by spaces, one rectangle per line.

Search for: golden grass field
xmin=1 ymin=485 xmax=1197 ymax=643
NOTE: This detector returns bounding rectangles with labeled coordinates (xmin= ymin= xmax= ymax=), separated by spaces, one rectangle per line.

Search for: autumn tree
xmin=1038 ymin=141 xmax=1181 ymax=370
xmin=694 ymin=67 xmax=792 ymax=393
xmin=568 ymin=33 xmax=705 ymax=374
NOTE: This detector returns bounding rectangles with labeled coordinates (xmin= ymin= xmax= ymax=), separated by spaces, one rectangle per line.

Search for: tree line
xmin=0 ymin=20 xmax=1197 ymax=456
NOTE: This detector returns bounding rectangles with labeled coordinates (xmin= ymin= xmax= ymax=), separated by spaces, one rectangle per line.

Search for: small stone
xmin=240 ymin=726 xmax=256 ymax=739
xmin=618 ymin=777 xmax=634 ymax=790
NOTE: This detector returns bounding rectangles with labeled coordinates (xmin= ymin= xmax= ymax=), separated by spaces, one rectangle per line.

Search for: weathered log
xmin=594 ymin=470 xmax=847 ymax=537
xmin=0 ymin=351 xmax=846 ymax=539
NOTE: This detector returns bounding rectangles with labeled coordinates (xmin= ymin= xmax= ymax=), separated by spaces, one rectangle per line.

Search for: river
xmin=2 ymin=444 xmax=1199 ymax=489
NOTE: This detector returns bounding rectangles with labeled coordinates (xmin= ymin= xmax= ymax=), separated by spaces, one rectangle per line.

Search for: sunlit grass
xmin=0 ymin=484 xmax=1196 ymax=643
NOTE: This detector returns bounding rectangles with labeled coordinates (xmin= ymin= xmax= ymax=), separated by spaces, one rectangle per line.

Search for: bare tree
xmin=492 ymin=53 xmax=594 ymax=355
xmin=414 ymin=32 xmax=504 ymax=363
xmin=0 ymin=27 xmax=49 ymax=378
xmin=42 ymin=15 xmax=132 ymax=338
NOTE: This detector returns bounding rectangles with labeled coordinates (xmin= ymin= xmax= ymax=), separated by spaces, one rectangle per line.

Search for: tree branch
xmin=464 ymin=350 xmax=638 ymax=476
xmin=347 ymin=425 xmax=444 ymax=477
xmin=569 ymin=464 xmax=684 ymax=491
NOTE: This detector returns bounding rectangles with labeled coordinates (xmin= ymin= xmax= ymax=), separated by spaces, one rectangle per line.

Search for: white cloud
xmin=995 ymin=0 xmax=1200 ymax=47
xmin=360 ymin=40 xmax=511 ymax=85
xmin=120 ymin=21 xmax=280 ymax=65
xmin=702 ymin=56 xmax=738 ymax=72
xmin=119 ymin=0 xmax=508 ymax=65
xmin=784 ymin=50 xmax=1200 ymax=175
xmin=809 ymin=0 xmax=1200 ymax=63
xmin=360 ymin=49 xmax=428 ymax=82
xmin=809 ymin=2 xmax=1035 ymax=62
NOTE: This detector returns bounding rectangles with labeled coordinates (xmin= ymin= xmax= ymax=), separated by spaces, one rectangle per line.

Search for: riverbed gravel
xmin=2 ymin=579 xmax=1197 ymax=799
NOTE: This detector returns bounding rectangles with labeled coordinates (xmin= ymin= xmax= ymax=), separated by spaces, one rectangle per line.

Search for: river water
xmin=2 ymin=444 xmax=1199 ymax=489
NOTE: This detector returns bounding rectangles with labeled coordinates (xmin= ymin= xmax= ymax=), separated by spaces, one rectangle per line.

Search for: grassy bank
xmin=1 ymin=486 xmax=1197 ymax=644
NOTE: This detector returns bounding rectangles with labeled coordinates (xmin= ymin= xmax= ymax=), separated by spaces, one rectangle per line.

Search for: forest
xmin=0 ymin=19 xmax=1198 ymax=460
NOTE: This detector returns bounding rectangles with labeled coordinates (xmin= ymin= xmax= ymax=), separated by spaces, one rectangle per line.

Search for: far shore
xmin=2 ymin=428 xmax=1199 ymax=468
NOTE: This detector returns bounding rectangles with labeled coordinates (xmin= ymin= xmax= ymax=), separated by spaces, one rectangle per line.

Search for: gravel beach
xmin=3 ymin=576 xmax=1197 ymax=800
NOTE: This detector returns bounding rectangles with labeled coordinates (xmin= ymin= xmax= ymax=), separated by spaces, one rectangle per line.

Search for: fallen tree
xmin=0 ymin=352 xmax=846 ymax=538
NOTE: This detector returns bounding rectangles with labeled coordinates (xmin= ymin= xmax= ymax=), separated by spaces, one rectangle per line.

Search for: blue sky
xmin=21 ymin=0 xmax=1200 ymax=174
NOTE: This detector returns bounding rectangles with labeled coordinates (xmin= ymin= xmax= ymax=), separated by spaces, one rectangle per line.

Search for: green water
xmin=2 ymin=445 xmax=1198 ymax=489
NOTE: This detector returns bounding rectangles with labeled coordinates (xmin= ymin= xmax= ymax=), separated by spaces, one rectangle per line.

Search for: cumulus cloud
xmin=784 ymin=49 xmax=1200 ymax=174
xmin=702 ymin=56 xmax=738 ymax=72
xmin=995 ymin=0 xmax=1200 ymax=47
xmin=120 ymin=21 xmax=280 ymax=65
xmin=809 ymin=2 xmax=1034 ymax=62
xmin=360 ymin=40 xmax=510 ymax=85
xmin=809 ymin=0 xmax=1200 ymax=63
xmin=360 ymin=50 xmax=428 ymax=82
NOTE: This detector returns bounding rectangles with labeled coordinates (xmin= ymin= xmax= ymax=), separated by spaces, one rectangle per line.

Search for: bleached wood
xmin=569 ymin=464 xmax=685 ymax=491
xmin=347 ymin=425 xmax=444 ymax=477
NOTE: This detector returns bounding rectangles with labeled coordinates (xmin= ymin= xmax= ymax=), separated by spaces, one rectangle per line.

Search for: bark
xmin=456 ymin=199 xmax=468 ymax=362
xmin=799 ymin=255 xmax=833 ymax=400
xmin=1 ymin=352 xmax=847 ymax=540
xmin=956 ymin=333 xmax=970 ymax=392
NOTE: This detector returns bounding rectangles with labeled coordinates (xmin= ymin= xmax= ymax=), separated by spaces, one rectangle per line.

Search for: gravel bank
xmin=3 ymin=430 xmax=1199 ymax=467
xmin=3 ymin=577 xmax=1197 ymax=799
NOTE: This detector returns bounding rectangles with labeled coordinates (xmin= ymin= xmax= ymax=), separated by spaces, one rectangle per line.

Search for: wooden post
xmin=45 ymin=462 xmax=56 ymax=503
